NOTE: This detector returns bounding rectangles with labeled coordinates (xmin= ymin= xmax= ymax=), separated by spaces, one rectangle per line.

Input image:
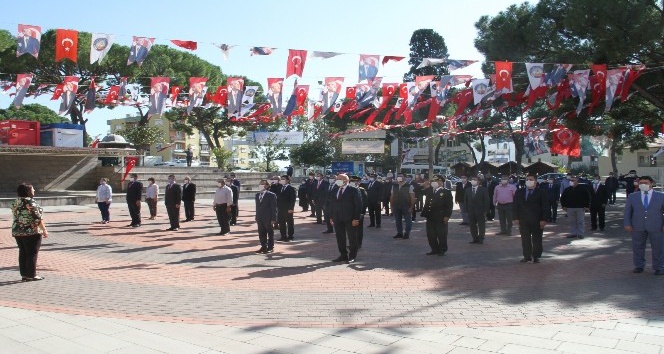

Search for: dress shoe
xmin=469 ymin=240 xmax=479 ymax=244
xmin=655 ymin=270 xmax=664 ymax=275
xmin=393 ymin=234 xmax=403 ymax=239
xmin=288 ymin=236 xmax=294 ymax=241
xmin=322 ymin=230 xmax=334 ymax=234
xmin=23 ymin=276 xmax=44 ymax=281
xmin=255 ymin=247 xmax=267 ymax=254
xmin=127 ymin=224 xmax=135 ymax=227
xmin=332 ymin=256 xmax=348 ymax=262
xmin=590 ymin=228 xmax=597 ymax=231
xmin=375 ymin=224 xmax=381 ymax=228
xmin=266 ymin=248 xmax=274 ymax=253
xmin=277 ymin=237 xmax=288 ymax=242
xmin=368 ymin=224 xmax=375 ymax=228
xmin=566 ymin=235 xmax=577 ymax=238
xmin=347 ymin=258 xmax=356 ymax=264
xmin=633 ymin=268 xmax=644 ymax=273
xmin=166 ymin=228 xmax=175 ymax=231
xmin=533 ymin=258 xmax=540 ymax=263
xmin=460 ymin=222 xmax=468 ymax=226
xmin=438 ymin=252 xmax=445 ymax=256
xmin=577 ymin=235 xmax=584 ymax=239
xmin=520 ymin=258 xmax=530 ymax=263
xmin=426 ymin=251 xmax=438 ymax=255
xmin=316 ymin=221 xmax=322 ymax=224
xmin=495 ymin=231 xmax=506 ymax=235
xmin=182 ymin=219 xmax=190 ymax=223
xmin=403 ymin=233 xmax=410 ymax=239
xmin=172 ymin=228 xmax=179 ymax=231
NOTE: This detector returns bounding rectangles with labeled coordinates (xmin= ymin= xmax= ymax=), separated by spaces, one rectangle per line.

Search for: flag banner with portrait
xmin=90 ymin=33 xmax=114 ymax=64
xmin=147 ymin=77 xmax=170 ymax=118
xmin=266 ymin=78 xmax=284 ymax=115
xmin=605 ymin=68 xmax=626 ymax=111
xmin=406 ymin=75 xmax=434 ymax=107
xmin=525 ymin=63 xmax=545 ymax=88
xmin=84 ymin=80 xmax=96 ymax=113
xmin=356 ymin=77 xmax=382 ymax=109
xmin=523 ymin=130 xmax=549 ymax=158
xmin=250 ymin=47 xmax=274 ymax=55
xmin=186 ymin=77 xmax=208 ymax=114
xmin=321 ymin=77 xmax=344 ymax=114
xmin=447 ymin=59 xmax=477 ymax=71
xmin=226 ymin=77 xmax=244 ymax=117
xmin=240 ymin=85 xmax=259 ymax=116
xmin=12 ymin=74 xmax=32 ymax=108
xmin=127 ymin=36 xmax=155 ymax=66
xmin=59 ymin=76 xmax=79 ymax=114
xmin=358 ymin=54 xmax=379 ymax=82
xmin=16 ymin=24 xmax=41 ymax=58
xmin=570 ymin=69 xmax=590 ymax=114
xmin=214 ymin=43 xmax=235 ymax=60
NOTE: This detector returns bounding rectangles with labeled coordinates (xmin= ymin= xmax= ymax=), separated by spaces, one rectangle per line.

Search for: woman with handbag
xmin=11 ymin=183 xmax=49 ymax=281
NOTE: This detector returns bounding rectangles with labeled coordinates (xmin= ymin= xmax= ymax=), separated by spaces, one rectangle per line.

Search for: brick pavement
xmin=1 ymin=193 xmax=662 ymax=331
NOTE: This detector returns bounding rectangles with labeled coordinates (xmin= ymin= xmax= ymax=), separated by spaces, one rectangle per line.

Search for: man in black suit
xmin=513 ymin=174 xmax=550 ymax=263
xmin=227 ymin=176 xmax=239 ymax=225
xmin=540 ymin=177 xmax=560 ymax=222
xmin=483 ymin=172 xmax=498 ymax=221
xmin=322 ymin=175 xmax=337 ymax=234
xmin=590 ymin=174 xmax=609 ymax=231
xmin=277 ymin=175 xmax=297 ymax=241
xmin=164 ymin=174 xmax=182 ymax=231
xmin=464 ymin=175 xmax=490 ymax=244
xmin=286 ymin=165 xmax=294 ymax=178
xmin=255 ymin=180 xmax=278 ymax=254
xmin=181 ymin=176 xmax=196 ymax=222
xmin=330 ymin=174 xmax=362 ymax=263
xmin=350 ymin=176 xmax=368 ymax=248
xmin=366 ymin=173 xmax=383 ymax=228
xmin=305 ymin=172 xmax=317 ymax=217
xmin=422 ymin=176 xmax=454 ymax=256
xmin=311 ymin=172 xmax=329 ymax=224
xmin=125 ymin=173 xmax=143 ymax=227
xmin=382 ymin=177 xmax=392 ymax=216
xmin=604 ymin=172 xmax=619 ymax=205
xmin=455 ymin=176 xmax=471 ymax=225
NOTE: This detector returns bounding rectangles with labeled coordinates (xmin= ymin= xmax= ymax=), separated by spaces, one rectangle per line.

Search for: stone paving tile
xmin=69 ymin=333 xmax=134 ymax=353
xmin=24 ymin=335 xmax=104 ymax=354
xmin=497 ymin=343 xmax=560 ymax=354
xmin=0 ymin=324 xmax=53 ymax=343
xmin=633 ymin=332 xmax=664 ymax=346
xmin=614 ymin=339 xmax=662 ymax=354
xmin=451 ymin=336 xmax=487 ymax=349
xmin=0 ymin=336 xmax=49 ymax=354
xmin=552 ymin=331 xmax=619 ymax=348
xmin=388 ymin=337 xmax=456 ymax=354
xmin=108 ymin=328 xmax=210 ymax=353
xmin=447 ymin=347 xmax=497 ymax=354
xmin=590 ymin=327 xmax=637 ymax=341
xmin=108 ymin=345 xmax=168 ymax=354
xmin=555 ymin=341 xmax=635 ymax=354
xmin=17 ymin=315 xmax=97 ymax=339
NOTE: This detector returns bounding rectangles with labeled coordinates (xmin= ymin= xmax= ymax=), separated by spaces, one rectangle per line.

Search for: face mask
xmin=501 ymin=179 xmax=508 ymax=185
xmin=272 ymin=180 xmax=279 ymax=185
xmin=406 ymin=178 xmax=412 ymax=183
xmin=396 ymin=177 xmax=403 ymax=182
xmin=639 ymin=183 xmax=650 ymax=192
xmin=350 ymin=182 xmax=358 ymax=188
xmin=130 ymin=178 xmax=135 ymax=182
xmin=525 ymin=180 xmax=535 ymax=188
xmin=461 ymin=178 xmax=467 ymax=183
xmin=566 ymin=176 xmax=571 ymax=180
xmin=279 ymin=180 xmax=287 ymax=185
xmin=315 ymin=176 xmax=320 ymax=181
xmin=470 ymin=180 xmax=478 ymax=186
xmin=335 ymin=180 xmax=344 ymax=187
xmin=594 ymin=179 xmax=600 ymax=184
xmin=369 ymin=178 xmax=375 ymax=181
xmin=218 ymin=183 xmax=223 ymax=187
xmin=430 ymin=182 xmax=439 ymax=189
xmin=548 ymin=180 xmax=553 ymax=184
xmin=309 ymin=176 xmax=314 ymax=180
xmin=184 ymin=180 xmax=190 ymax=184
xmin=168 ymin=179 xmax=174 ymax=184
xmin=328 ymin=179 xmax=335 ymax=184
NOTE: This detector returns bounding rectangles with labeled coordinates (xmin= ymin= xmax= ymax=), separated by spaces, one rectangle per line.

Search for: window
xmin=175 ymin=131 xmax=183 ymax=138
xmin=175 ymin=143 xmax=184 ymax=150
xmin=503 ymin=143 xmax=508 ymax=149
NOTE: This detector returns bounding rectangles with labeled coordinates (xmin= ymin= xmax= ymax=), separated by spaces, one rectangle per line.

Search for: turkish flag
xmin=643 ymin=124 xmax=654 ymax=136
xmin=621 ymin=65 xmax=645 ymax=102
xmin=345 ymin=86 xmax=356 ymax=100
xmin=122 ymin=157 xmax=140 ymax=182
xmin=214 ymin=85 xmax=228 ymax=106
xmin=450 ymin=89 xmax=474 ymax=117
xmin=171 ymin=40 xmax=197 ymax=50
xmin=380 ymin=83 xmax=398 ymax=109
xmin=55 ymin=29 xmax=78 ymax=62
xmin=295 ymin=85 xmax=309 ymax=105
xmin=591 ymin=64 xmax=607 ymax=95
xmin=286 ymin=49 xmax=307 ymax=78
xmin=550 ymin=126 xmax=581 ymax=157
xmin=51 ymin=84 xmax=64 ymax=100
xmin=170 ymin=86 xmax=181 ymax=103
xmin=399 ymin=83 xmax=409 ymax=100
xmin=104 ymin=86 xmax=119 ymax=104
xmin=495 ymin=61 xmax=512 ymax=93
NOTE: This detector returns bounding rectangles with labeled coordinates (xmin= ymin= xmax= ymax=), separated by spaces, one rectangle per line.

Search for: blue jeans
xmin=393 ymin=207 xmax=412 ymax=235
xmin=97 ymin=202 xmax=110 ymax=221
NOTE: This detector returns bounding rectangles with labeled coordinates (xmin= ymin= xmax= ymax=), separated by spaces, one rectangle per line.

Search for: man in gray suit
xmin=464 ymin=175 xmax=490 ymax=244
xmin=624 ymin=176 xmax=664 ymax=275
xmin=255 ymin=180 xmax=278 ymax=254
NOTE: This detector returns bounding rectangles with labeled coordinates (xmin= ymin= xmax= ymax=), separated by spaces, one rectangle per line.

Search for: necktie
xmin=337 ymin=187 xmax=344 ymax=200
xmin=259 ymin=192 xmax=264 ymax=203
xmin=282 ymin=185 xmax=286 ymax=193
xmin=369 ymin=181 xmax=374 ymax=189
xmin=526 ymin=189 xmax=532 ymax=201
xmin=472 ymin=187 xmax=476 ymax=196
xmin=644 ymin=192 xmax=649 ymax=209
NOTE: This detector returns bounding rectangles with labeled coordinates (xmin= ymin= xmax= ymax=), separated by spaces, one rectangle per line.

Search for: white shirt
xmin=213 ymin=185 xmax=233 ymax=205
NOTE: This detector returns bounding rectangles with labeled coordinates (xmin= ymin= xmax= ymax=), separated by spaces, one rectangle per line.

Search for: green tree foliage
xmin=250 ymin=135 xmax=288 ymax=172
xmin=115 ymin=124 xmax=165 ymax=154
xmin=289 ymin=140 xmax=335 ymax=168
xmin=211 ymin=146 xmax=232 ymax=170
xmin=0 ymin=103 xmax=69 ymax=124
xmin=403 ymin=29 xmax=450 ymax=82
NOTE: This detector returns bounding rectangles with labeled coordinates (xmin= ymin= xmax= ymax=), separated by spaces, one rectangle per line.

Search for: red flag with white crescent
xmin=55 ymin=29 xmax=78 ymax=62
xmin=51 ymin=84 xmax=64 ymax=100
xmin=286 ymin=49 xmax=307 ymax=78
xmin=214 ymin=85 xmax=228 ymax=106
xmin=494 ymin=61 xmax=513 ymax=93
xmin=122 ymin=157 xmax=139 ymax=182
xmin=380 ymin=83 xmax=398 ymax=109
xmin=171 ymin=40 xmax=197 ymax=50
xmin=170 ymin=86 xmax=181 ymax=103
xmin=550 ymin=126 xmax=581 ymax=157
xmin=104 ymin=86 xmax=119 ymax=104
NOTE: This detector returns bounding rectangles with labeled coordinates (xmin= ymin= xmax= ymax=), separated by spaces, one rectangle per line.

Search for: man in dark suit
xmin=164 ymin=174 xmax=182 ymax=231
xmin=455 ymin=176 xmax=471 ymax=225
xmin=286 ymin=165 xmax=294 ymax=178
xmin=311 ymin=172 xmax=329 ymax=224
xmin=604 ymin=172 xmax=619 ymax=205
xmin=624 ymin=176 xmax=664 ymax=275
xmin=16 ymin=27 xmax=40 ymax=57
xmin=358 ymin=57 xmax=378 ymax=81
xmin=227 ymin=79 xmax=244 ymax=116
xmin=181 ymin=176 xmax=196 ymax=222
xmin=277 ymin=175 xmax=297 ymax=242
xmin=422 ymin=176 xmax=454 ymax=256
xmin=322 ymin=175 xmax=337 ymax=234
xmin=255 ymin=180 xmax=278 ymax=254
xmin=463 ymin=176 xmax=490 ymax=244
xmin=127 ymin=38 xmax=149 ymax=65
xmin=589 ymin=174 xmax=609 ymax=231
xmin=227 ymin=177 xmax=239 ymax=225
xmin=350 ymin=176 xmax=368 ymax=248
xmin=305 ymin=172 xmax=317 ymax=217
xmin=382 ymin=177 xmax=392 ymax=216
xmin=540 ymin=177 xmax=560 ymax=222
xmin=483 ymin=172 xmax=498 ymax=221
xmin=513 ymin=174 xmax=550 ymax=263
xmin=366 ymin=173 xmax=383 ymax=228
xmin=125 ymin=173 xmax=143 ymax=227
xmin=330 ymin=174 xmax=362 ymax=263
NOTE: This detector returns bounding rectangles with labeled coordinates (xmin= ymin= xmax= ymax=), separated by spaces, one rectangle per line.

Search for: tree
xmin=290 ymin=140 xmax=335 ymax=167
xmin=115 ymin=124 xmax=166 ymax=154
xmin=0 ymin=104 xmax=69 ymax=124
xmin=211 ymin=146 xmax=232 ymax=170
xmin=250 ymin=135 xmax=288 ymax=172
xmin=403 ymin=29 xmax=450 ymax=82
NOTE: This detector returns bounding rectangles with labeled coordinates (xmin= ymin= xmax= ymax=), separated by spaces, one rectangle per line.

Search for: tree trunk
xmin=69 ymin=103 xmax=88 ymax=146
xmin=464 ymin=140 xmax=478 ymax=166
xmin=609 ymin=140 xmax=619 ymax=175
xmin=478 ymin=135 xmax=486 ymax=164
xmin=434 ymin=136 xmax=444 ymax=165
xmin=511 ymin=132 xmax=524 ymax=175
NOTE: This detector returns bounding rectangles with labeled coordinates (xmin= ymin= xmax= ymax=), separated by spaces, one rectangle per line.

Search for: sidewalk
xmin=0 ymin=194 xmax=663 ymax=353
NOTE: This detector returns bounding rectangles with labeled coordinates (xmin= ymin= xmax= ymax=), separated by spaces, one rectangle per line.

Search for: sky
xmin=0 ymin=0 xmax=529 ymax=138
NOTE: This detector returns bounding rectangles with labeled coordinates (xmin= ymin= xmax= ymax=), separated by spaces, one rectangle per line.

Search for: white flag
xmin=471 ymin=79 xmax=491 ymax=105
xmin=90 ymin=33 xmax=114 ymax=64
xmin=525 ymin=63 xmax=545 ymax=88
xmin=416 ymin=58 xmax=446 ymax=69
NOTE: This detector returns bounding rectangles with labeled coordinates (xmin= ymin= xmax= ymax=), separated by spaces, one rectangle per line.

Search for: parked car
xmin=536 ymin=173 xmax=566 ymax=184
xmin=446 ymin=175 xmax=461 ymax=185
xmin=163 ymin=159 xmax=200 ymax=167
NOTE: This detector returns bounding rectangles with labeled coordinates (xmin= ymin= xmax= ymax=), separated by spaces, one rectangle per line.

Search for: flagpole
xmin=428 ymin=125 xmax=434 ymax=180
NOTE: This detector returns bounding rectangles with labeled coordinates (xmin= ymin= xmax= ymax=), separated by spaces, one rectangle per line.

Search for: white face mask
xmin=279 ymin=180 xmax=287 ymax=185
xmin=461 ymin=178 xmax=467 ymax=183
xmin=396 ymin=177 xmax=403 ymax=182
xmin=184 ymin=180 xmax=190 ymax=184
xmin=350 ymin=182 xmax=358 ymax=188
xmin=130 ymin=177 xmax=135 ymax=182
xmin=594 ymin=179 xmax=600 ymax=184
xmin=328 ymin=179 xmax=335 ymax=184
xmin=548 ymin=180 xmax=553 ymax=184
xmin=639 ymin=183 xmax=651 ymax=192
xmin=470 ymin=180 xmax=478 ymax=186
xmin=369 ymin=177 xmax=375 ymax=181
xmin=525 ymin=180 xmax=536 ymax=188
xmin=430 ymin=182 xmax=439 ymax=189
xmin=335 ymin=180 xmax=344 ymax=187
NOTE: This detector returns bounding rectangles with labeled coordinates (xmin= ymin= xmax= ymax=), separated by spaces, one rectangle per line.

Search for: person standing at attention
xmin=11 ymin=183 xmax=49 ymax=281
xmin=390 ymin=173 xmax=415 ymax=239
xmin=541 ymin=177 xmax=560 ymax=223
xmin=277 ymin=175 xmax=297 ymax=242
xmin=624 ymin=176 xmax=664 ymax=275
xmin=125 ymin=173 xmax=142 ymax=227
xmin=330 ymin=174 xmax=362 ymax=263
xmin=366 ymin=173 xmax=383 ymax=228
xmin=95 ymin=178 xmax=112 ymax=224
xmin=213 ymin=178 xmax=233 ymax=235
xmin=494 ymin=175 xmax=517 ymax=235
xmin=513 ymin=174 xmax=550 ymax=263
xmin=604 ymin=172 xmax=619 ymax=205
xmin=422 ymin=176 xmax=453 ymax=256
xmin=254 ymin=179 xmax=278 ymax=254
xmin=164 ymin=174 xmax=182 ymax=231
xmin=590 ymin=174 xmax=609 ymax=231
xmin=181 ymin=176 xmax=196 ymax=222
xmin=560 ymin=176 xmax=591 ymax=239
xmin=145 ymin=177 xmax=159 ymax=220
xmin=464 ymin=175 xmax=490 ymax=244
xmin=455 ymin=175 xmax=471 ymax=225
